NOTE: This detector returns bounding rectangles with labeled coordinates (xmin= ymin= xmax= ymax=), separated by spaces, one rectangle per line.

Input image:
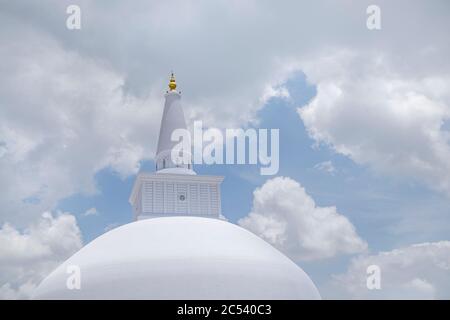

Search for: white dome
xmin=33 ymin=217 xmax=320 ymax=299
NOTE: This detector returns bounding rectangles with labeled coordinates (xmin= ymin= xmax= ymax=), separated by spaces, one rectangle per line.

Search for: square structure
xmin=129 ymin=172 xmax=224 ymax=220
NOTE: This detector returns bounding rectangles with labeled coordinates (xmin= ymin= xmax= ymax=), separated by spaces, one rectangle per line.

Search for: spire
xmin=168 ymin=72 xmax=177 ymax=91
xmin=155 ymin=73 xmax=194 ymax=175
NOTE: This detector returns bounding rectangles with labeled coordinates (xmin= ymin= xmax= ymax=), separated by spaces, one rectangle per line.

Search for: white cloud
xmin=260 ymin=84 xmax=290 ymax=105
xmin=1 ymin=1 xmax=449 ymax=227
xmin=83 ymin=207 xmax=98 ymax=217
xmin=0 ymin=24 xmax=161 ymax=225
xmin=330 ymin=241 xmax=450 ymax=299
xmin=314 ymin=160 xmax=336 ymax=175
xmin=0 ymin=212 xmax=83 ymax=299
xmin=299 ymin=50 xmax=450 ymax=196
xmin=238 ymin=177 xmax=367 ymax=261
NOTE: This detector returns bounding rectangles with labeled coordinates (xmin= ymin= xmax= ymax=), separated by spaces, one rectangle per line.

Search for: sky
xmin=1 ymin=0 xmax=450 ymax=299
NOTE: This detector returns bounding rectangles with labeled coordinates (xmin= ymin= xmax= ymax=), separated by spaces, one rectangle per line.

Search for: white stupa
xmin=32 ymin=74 xmax=321 ymax=300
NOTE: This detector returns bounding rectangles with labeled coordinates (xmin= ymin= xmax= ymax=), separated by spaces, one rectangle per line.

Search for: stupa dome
xmin=33 ymin=217 xmax=320 ymax=299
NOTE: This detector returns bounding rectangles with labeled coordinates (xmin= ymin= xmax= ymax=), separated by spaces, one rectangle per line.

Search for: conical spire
xmin=155 ymin=73 xmax=194 ymax=174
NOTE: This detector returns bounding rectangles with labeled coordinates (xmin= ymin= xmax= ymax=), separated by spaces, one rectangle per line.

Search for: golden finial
xmin=168 ymin=72 xmax=177 ymax=91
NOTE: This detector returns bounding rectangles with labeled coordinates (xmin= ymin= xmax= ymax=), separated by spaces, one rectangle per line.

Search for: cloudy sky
xmin=1 ymin=0 xmax=450 ymax=299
